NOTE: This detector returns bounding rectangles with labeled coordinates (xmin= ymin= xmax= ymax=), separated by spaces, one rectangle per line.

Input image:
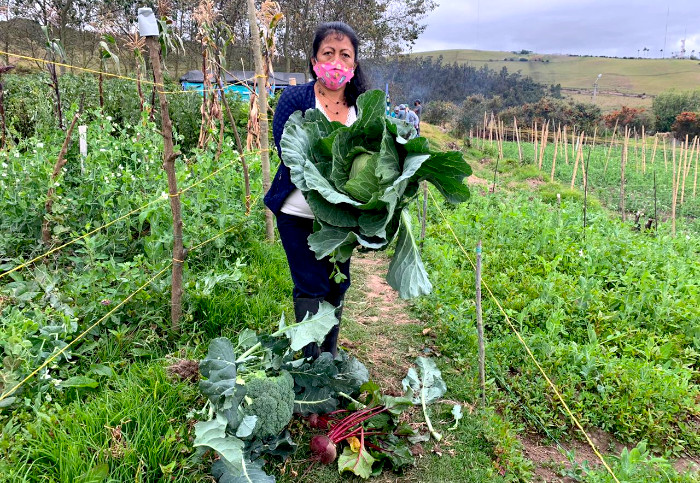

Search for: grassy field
xmin=411 ymin=49 xmax=700 ymax=95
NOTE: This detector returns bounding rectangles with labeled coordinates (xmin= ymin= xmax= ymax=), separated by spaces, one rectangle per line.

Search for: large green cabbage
xmin=280 ymin=90 xmax=472 ymax=298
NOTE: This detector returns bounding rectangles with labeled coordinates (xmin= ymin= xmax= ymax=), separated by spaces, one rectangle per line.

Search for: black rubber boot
xmin=320 ymin=297 xmax=344 ymax=357
xmin=293 ymin=296 xmax=325 ymax=359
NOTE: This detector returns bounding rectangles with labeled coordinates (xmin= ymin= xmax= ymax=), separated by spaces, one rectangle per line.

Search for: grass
xmin=1 ymin=363 xmax=209 ymax=482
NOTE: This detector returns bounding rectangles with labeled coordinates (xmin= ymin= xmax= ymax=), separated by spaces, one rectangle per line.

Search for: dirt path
xmin=342 ymin=252 xmax=422 ymax=396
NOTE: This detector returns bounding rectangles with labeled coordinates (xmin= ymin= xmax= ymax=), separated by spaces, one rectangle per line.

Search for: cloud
xmin=413 ymin=0 xmax=700 ymax=58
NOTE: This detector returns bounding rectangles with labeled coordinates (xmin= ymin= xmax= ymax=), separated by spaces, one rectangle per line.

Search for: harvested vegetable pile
xmin=281 ymin=89 xmax=472 ymax=298
xmin=194 ymin=305 xmax=454 ymax=481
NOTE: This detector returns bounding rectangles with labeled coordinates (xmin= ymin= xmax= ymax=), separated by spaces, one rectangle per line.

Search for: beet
xmin=310 ymin=434 xmax=336 ymax=464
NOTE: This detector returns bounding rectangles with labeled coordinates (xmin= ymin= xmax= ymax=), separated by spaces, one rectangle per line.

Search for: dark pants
xmin=276 ymin=212 xmax=351 ymax=303
xmin=276 ymin=212 xmax=350 ymax=357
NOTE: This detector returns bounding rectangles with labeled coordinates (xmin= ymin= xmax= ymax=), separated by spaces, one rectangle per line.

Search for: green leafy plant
xmin=280 ymin=89 xmax=472 ymax=299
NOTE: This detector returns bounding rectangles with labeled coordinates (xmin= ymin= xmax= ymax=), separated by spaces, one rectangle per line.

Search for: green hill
xmin=411 ymin=49 xmax=700 ymax=111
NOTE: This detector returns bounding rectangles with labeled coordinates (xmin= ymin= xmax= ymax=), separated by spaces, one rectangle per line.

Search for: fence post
xmin=475 ymin=240 xmax=485 ymax=406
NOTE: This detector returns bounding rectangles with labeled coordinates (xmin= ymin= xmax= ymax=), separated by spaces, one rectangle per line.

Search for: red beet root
xmin=310 ymin=434 xmax=337 ymax=464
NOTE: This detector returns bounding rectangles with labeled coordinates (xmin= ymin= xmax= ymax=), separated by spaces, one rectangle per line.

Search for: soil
xmin=342 ymin=253 xmax=419 ymax=396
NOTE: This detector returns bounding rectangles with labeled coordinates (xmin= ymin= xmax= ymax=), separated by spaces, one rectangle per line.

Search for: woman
xmin=263 ymin=22 xmax=368 ymax=359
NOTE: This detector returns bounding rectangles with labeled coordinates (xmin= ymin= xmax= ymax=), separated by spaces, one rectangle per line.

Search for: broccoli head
xmin=242 ymin=370 xmax=295 ymax=439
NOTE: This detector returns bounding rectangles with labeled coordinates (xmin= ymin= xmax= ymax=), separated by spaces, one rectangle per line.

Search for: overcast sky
xmin=412 ymin=0 xmax=700 ymax=58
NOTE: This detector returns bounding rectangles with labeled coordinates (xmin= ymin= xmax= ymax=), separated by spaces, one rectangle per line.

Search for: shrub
xmin=671 ymin=111 xmax=700 ymax=139
xmin=603 ymin=106 xmax=655 ymax=132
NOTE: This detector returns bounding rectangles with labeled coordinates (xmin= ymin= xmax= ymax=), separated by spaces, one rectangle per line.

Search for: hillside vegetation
xmin=412 ymin=49 xmax=700 ymax=111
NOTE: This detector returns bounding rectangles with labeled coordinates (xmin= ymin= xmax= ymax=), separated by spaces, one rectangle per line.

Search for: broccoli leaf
xmin=235 ymin=415 xmax=258 ymax=438
xmin=212 ymin=457 xmax=275 ymax=483
xmin=293 ymin=385 xmax=338 ymax=415
xmin=199 ymin=338 xmax=238 ymax=408
xmin=272 ymin=303 xmax=339 ymax=352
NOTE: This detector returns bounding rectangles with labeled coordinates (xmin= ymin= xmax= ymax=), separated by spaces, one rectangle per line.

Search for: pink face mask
xmin=313 ymin=61 xmax=355 ymax=91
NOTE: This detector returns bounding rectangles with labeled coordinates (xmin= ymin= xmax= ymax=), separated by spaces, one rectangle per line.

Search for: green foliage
xmin=652 ymin=89 xmax=700 ymax=132
xmin=281 ymin=89 xmax=471 ymax=298
xmin=415 ymin=189 xmax=700 ymax=454
xmin=501 ymin=97 xmax=602 ymax=134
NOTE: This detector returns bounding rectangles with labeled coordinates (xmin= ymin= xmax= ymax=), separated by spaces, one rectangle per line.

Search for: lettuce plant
xmin=281 ymin=90 xmax=472 ymax=298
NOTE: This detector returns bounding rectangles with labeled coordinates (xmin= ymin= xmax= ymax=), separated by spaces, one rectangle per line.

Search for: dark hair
xmin=309 ymin=21 xmax=368 ymax=107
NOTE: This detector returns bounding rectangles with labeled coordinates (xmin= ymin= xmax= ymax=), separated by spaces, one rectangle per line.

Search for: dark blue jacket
xmin=264 ymin=81 xmax=317 ymax=214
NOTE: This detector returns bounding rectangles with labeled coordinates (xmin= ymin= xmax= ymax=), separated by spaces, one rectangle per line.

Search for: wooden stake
xmin=570 ymin=132 xmax=584 ymax=189
xmin=650 ymin=134 xmax=659 ymax=169
xmin=514 ymin=117 xmax=522 ymax=163
xmin=663 ymin=137 xmax=668 ymax=170
xmin=620 ymin=127 xmax=629 ymax=221
xmin=475 ymin=240 xmax=486 ymax=407
xmin=671 ymin=139 xmax=678 ymax=236
xmin=533 ymin=121 xmax=539 ymax=165
xmin=246 ymin=0 xmax=274 ymax=241
xmin=563 ymin=125 xmax=569 ymax=165
xmin=603 ymin=119 xmax=618 ymax=176
xmin=641 ymin=126 xmax=646 ymax=174
xmin=146 ymin=36 xmax=184 ymax=331
xmin=693 ymin=136 xmax=699 ymax=199
xmin=550 ymin=127 xmax=560 ymax=182
xmin=681 ymin=135 xmax=696 ymax=204
xmin=538 ymin=121 xmax=548 ymax=169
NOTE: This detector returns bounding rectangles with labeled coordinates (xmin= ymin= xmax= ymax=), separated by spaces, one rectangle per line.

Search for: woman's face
xmin=313 ymin=33 xmax=356 ymax=70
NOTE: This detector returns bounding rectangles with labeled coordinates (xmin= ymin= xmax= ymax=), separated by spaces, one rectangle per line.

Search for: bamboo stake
xmin=550 ymin=127 xmax=560 ymax=182
xmin=570 ymin=132 xmax=584 ymax=189
xmin=538 ymin=121 xmax=548 ymax=169
xmin=146 ymin=36 xmax=184 ymax=331
xmin=476 ymin=241 xmax=485 ymax=407
xmin=641 ymin=126 xmax=646 ymax=174
xmin=489 ymin=112 xmax=494 ymax=148
xmin=633 ymin=128 xmax=639 ymax=172
xmin=498 ymin=119 xmax=504 ymax=160
xmin=693 ymin=136 xmax=698 ymax=199
xmin=663 ymin=137 xmax=668 ymax=170
xmin=563 ymin=125 xmax=569 ymax=165
xmin=650 ymin=134 xmax=659 ymax=169
xmin=603 ymin=119 xmax=619 ymax=175
xmin=571 ymin=127 xmax=577 ymax=159
xmin=671 ymin=139 xmax=678 ymax=236
xmin=620 ymin=127 xmax=629 ymax=222
xmin=681 ymin=135 xmax=696 ymax=204
xmin=514 ymin=117 xmax=522 ymax=163
xmin=533 ymin=121 xmax=539 ymax=165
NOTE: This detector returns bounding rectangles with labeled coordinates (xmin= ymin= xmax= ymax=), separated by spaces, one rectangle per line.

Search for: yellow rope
xmin=0 ymin=149 xmax=265 ymax=280
xmin=0 ymin=263 xmax=172 ymax=404
xmin=426 ymin=189 xmax=620 ymax=483
xmin=0 ymin=49 xmax=226 ymax=96
xmin=0 ymin=49 xmax=163 ymax=88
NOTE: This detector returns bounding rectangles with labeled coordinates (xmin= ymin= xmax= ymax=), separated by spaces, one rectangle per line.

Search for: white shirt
xmin=280 ymin=100 xmax=358 ymax=218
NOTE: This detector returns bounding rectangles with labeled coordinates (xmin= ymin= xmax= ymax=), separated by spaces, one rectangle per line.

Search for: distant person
xmin=413 ymin=99 xmax=423 ymax=119
xmin=391 ymin=106 xmax=399 ymax=118
xmin=405 ymin=106 xmax=420 ymax=135
xmin=397 ymin=104 xmax=407 ymax=120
